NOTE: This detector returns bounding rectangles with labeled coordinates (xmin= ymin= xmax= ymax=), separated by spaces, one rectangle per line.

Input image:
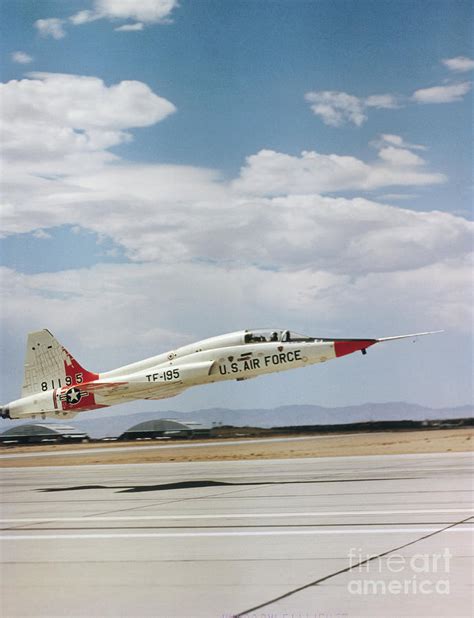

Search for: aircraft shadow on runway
xmin=38 ymin=477 xmax=411 ymax=493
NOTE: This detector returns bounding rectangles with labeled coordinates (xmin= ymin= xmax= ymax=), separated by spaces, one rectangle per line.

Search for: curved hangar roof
xmin=123 ymin=419 xmax=201 ymax=434
xmin=0 ymin=423 xmax=87 ymax=439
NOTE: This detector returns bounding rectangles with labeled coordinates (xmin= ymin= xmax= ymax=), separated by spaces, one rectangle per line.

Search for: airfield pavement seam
xmin=233 ymin=514 xmax=474 ymax=617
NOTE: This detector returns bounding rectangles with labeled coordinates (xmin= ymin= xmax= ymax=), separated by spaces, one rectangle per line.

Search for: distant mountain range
xmin=1 ymin=402 xmax=472 ymax=438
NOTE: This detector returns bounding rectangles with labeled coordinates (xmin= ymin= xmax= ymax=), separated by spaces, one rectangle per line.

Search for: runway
xmin=1 ymin=453 xmax=473 ymax=617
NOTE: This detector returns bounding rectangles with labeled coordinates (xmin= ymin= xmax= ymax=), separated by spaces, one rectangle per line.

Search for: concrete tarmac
xmin=1 ymin=452 xmax=472 ymax=617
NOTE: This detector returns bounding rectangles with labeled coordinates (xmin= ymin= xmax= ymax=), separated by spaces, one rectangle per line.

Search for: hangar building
xmin=120 ymin=419 xmax=210 ymax=441
xmin=0 ymin=424 xmax=89 ymax=445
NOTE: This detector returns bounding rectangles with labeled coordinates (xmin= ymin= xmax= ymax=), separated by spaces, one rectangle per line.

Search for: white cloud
xmin=307 ymin=73 xmax=472 ymax=127
xmin=379 ymin=134 xmax=404 ymax=147
xmin=0 ymin=73 xmax=178 ymax=244
xmin=94 ymin=0 xmax=178 ymax=22
xmin=413 ymin=82 xmax=472 ymax=103
xmin=377 ymin=193 xmax=419 ymax=201
xmin=11 ymin=51 xmax=33 ymax=64
xmin=24 ymin=72 xmax=176 ymax=129
xmin=69 ymin=10 xmax=97 ymax=25
xmin=305 ymin=91 xmax=400 ymax=127
xmin=40 ymin=1 xmax=178 ymax=37
xmin=32 ymin=229 xmax=52 ymax=240
xmin=2 ymin=71 xmax=471 ymax=355
xmin=377 ymin=147 xmax=424 ymax=167
xmin=0 ymin=73 xmax=176 ymax=177
xmin=34 ymin=18 xmax=66 ymax=39
xmin=0 ymin=73 xmax=453 ymax=265
xmin=115 ymin=23 xmax=144 ymax=31
xmin=365 ymin=94 xmax=399 ymax=108
xmin=70 ymin=0 xmax=178 ymax=28
xmin=1 ymin=245 xmax=471 ymax=379
xmin=372 ymin=134 xmax=427 ymax=151
xmin=233 ymin=147 xmax=445 ymax=196
xmin=442 ymin=56 xmax=474 ymax=73
xmin=304 ymin=91 xmax=366 ymax=127
xmin=1 ymin=158 xmax=468 ymax=277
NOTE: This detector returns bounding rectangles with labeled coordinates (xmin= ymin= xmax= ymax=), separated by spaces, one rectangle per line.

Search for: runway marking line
xmin=0 ymin=508 xmax=472 ymax=523
xmin=1 ymin=527 xmax=473 ymax=541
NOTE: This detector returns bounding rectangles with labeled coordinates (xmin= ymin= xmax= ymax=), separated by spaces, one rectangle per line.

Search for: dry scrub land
xmin=0 ymin=428 xmax=472 ymax=467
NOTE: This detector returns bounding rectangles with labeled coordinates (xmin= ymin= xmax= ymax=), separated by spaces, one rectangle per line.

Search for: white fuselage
xmin=1 ymin=327 xmax=437 ymax=421
xmin=5 ymin=331 xmax=336 ymax=420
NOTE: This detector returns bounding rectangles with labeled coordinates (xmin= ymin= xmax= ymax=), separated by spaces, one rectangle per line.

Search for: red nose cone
xmin=334 ymin=339 xmax=377 ymax=357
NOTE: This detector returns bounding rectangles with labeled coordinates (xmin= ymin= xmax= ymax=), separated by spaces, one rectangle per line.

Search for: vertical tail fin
xmin=22 ymin=329 xmax=98 ymax=396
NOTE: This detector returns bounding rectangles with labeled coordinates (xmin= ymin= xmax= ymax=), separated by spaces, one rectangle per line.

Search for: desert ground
xmin=0 ymin=427 xmax=471 ymax=467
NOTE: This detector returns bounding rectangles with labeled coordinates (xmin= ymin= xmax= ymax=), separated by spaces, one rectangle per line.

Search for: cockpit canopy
xmin=171 ymin=329 xmax=317 ymax=361
xmin=244 ymin=329 xmax=315 ymax=343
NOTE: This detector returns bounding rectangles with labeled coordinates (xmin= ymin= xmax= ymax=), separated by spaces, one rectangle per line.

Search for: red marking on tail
xmin=62 ymin=347 xmax=99 ymax=384
xmin=61 ymin=346 xmax=99 ymax=411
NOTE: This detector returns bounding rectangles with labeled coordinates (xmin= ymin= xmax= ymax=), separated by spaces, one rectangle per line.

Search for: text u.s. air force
xmin=218 ymin=349 xmax=303 ymax=375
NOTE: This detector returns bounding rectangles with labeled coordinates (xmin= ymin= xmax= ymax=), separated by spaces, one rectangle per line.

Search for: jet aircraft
xmin=0 ymin=328 xmax=440 ymax=420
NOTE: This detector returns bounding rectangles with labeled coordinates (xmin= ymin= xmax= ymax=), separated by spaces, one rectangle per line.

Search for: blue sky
xmin=2 ymin=1 xmax=472 ymax=178
xmin=0 ymin=0 xmax=472 ymax=417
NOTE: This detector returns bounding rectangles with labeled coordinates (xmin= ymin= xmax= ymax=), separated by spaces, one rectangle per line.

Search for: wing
xmin=81 ymin=380 xmax=188 ymax=405
xmin=75 ymin=360 xmax=216 ymax=406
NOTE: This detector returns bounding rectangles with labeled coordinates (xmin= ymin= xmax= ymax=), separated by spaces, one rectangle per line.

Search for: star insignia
xmin=66 ymin=388 xmax=82 ymax=404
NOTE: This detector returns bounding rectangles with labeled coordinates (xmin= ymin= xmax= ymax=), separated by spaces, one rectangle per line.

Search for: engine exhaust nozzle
xmin=0 ymin=406 xmax=11 ymax=419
